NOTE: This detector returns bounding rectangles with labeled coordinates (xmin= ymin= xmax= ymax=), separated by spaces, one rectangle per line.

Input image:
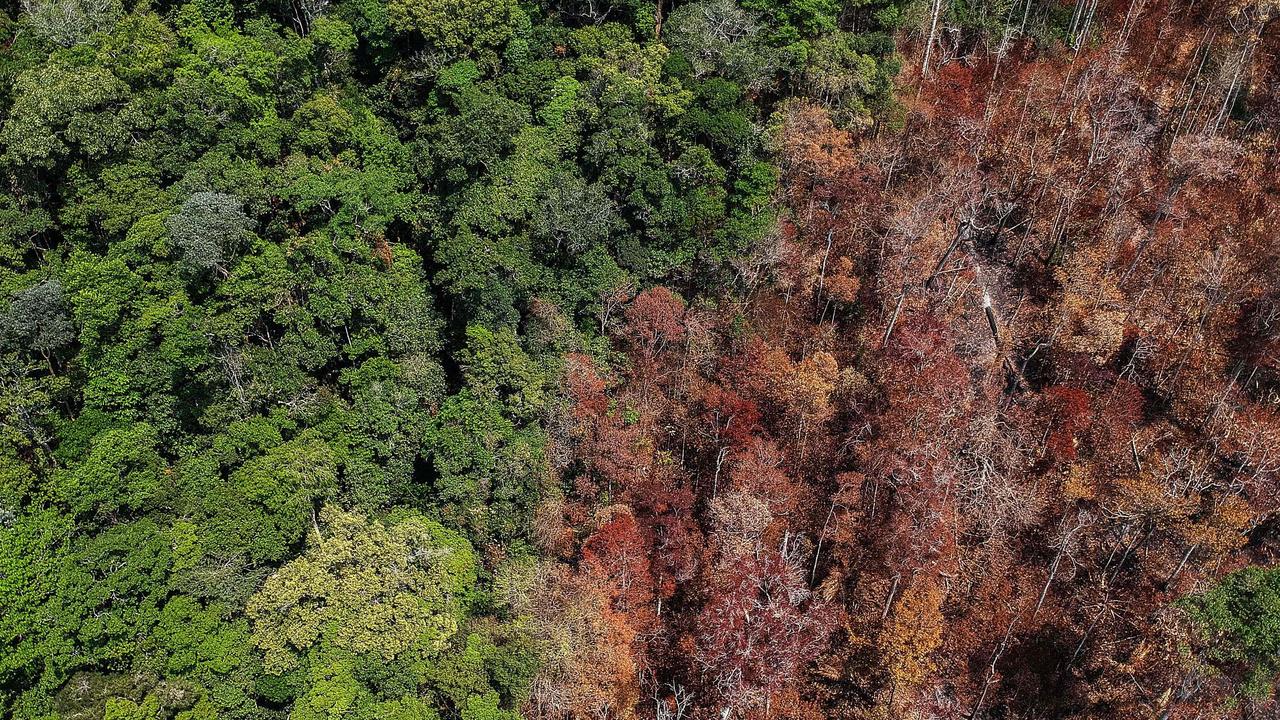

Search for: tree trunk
xmin=921 ymin=0 xmax=944 ymax=80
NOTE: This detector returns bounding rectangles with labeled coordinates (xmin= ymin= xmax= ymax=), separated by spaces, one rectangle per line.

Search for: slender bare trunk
xmin=921 ymin=0 xmax=944 ymax=80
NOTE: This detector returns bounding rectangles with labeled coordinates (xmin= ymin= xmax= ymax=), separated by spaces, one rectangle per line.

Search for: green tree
xmin=21 ymin=0 xmax=123 ymax=47
xmin=51 ymin=422 xmax=163 ymax=523
xmin=246 ymin=506 xmax=477 ymax=673
xmin=664 ymin=0 xmax=792 ymax=93
xmin=201 ymin=434 xmax=338 ymax=564
xmin=387 ymin=0 xmax=525 ymax=65
xmin=1 ymin=280 xmax=76 ymax=357
xmin=461 ymin=325 xmax=546 ymax=421
xmin=424 ymin=391 xmax=546 ymax=542
xmin=1182 ymin=565 xmax=1280 ymax=700
xmin=803 ymin=31 xmax=897 ymax=129
xmin=166 ymin=192 xmax=253 ymax=275
xmin=0 ymin=61 xmax=133 ymax=168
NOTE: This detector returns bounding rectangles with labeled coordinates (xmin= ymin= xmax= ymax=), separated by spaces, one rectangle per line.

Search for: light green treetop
xmin=247 ymin=505 xmax=477 ymax=673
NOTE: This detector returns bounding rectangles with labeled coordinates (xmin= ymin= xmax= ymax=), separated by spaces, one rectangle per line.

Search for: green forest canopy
xmin=0 ymin=0 xmax=897 ymax=716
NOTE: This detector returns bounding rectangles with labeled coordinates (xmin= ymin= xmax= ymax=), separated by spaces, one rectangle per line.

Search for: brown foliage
xmin=531 ymin=2 xmax=1280 ymax=716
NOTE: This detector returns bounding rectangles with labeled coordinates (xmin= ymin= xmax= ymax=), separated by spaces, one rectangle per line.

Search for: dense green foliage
xmin=1183 ymin=566 xmax=1280 ymax=701
xmin=0 ymin=0 xmax=904 ymax=716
